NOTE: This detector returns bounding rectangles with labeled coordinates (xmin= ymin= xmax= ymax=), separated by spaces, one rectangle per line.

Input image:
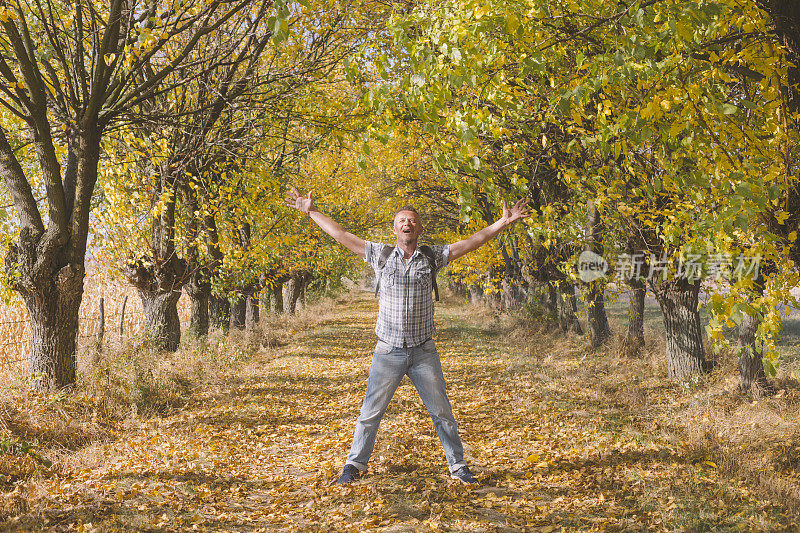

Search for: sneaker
xmin=335 ymin=464 xmax=362 ymax=485
xmin=450 ymin=466 xmax=478 ymax=484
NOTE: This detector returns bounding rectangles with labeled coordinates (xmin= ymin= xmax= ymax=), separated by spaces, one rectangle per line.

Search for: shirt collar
xmin=393 ymin=246 xmax=420 ymax=260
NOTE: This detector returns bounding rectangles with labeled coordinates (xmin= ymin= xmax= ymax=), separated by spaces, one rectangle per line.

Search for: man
xmin=285 ymin=187 xmax=530 ymax=484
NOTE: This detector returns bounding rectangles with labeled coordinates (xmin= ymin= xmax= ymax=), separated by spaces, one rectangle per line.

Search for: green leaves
xmin=270 ymin=0 xmax=292 ymax=44
xmin=376 ymin=0 xmax=796 ymax=369
xmin=0 ymin=437 xmax=52 ymax=469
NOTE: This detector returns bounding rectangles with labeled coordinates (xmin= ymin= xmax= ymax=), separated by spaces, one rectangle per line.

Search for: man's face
xmin=392 ymin=210 xmax=423 ymax=245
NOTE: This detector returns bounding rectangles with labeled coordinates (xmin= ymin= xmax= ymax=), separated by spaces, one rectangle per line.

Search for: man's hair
xmin=393 ymin=205 xmax=421 ymax=222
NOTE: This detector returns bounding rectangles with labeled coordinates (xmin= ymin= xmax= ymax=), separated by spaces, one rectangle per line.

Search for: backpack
xmin=374 ymin=244 xmax=440 ymax=301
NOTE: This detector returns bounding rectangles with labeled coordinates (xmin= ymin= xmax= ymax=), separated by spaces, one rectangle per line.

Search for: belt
xmin=403 ymin=337 xmax=431 ymax=348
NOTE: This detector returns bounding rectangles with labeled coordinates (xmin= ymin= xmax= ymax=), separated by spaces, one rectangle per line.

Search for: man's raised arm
xmin=285 ymin=187 xmax=366 ymax=258
xmin=449 ymin=198 xmax=531 ymax=261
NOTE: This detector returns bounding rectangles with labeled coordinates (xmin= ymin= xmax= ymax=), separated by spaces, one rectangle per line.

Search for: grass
xmin=538 ymin=290 xmax=800 ymax=523
xmin=0 ymin=288 xmax=798 ymax=531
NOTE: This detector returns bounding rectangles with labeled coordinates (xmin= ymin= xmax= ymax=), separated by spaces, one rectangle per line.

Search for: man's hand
xmin=501 ymin=198 xmax=532 ymax=225
xmin=284 ymin=186 xmax=366 ymax=257
xmin=449 ymin=197 xmax=532 ymax=261
xmin=285 ymin=187 xmax=314 ymax=214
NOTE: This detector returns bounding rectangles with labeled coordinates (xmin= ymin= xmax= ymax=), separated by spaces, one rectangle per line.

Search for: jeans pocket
xmin=421 ymin=338 xmax=436 ymax=353
xmin=374 ymin=340 xmax=394 ymax=355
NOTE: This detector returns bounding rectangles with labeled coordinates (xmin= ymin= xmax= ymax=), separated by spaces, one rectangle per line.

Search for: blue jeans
xmin=345 ymin=338 xmax=466 ymax=473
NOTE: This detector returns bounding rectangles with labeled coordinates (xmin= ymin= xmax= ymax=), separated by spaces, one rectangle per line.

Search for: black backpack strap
xmin=374 ymin=244 xmax=394 ymax=298
xmin=418 ymin=245 xmax=440 ymax=301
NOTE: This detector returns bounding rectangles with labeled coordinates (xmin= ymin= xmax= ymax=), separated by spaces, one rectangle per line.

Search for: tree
xmin=120 ymin=17 xmax=271 ymax=349
xmin=96 ymin=0 xmax=390 ymax=342
xmin=0 ymin=0 xmax=261 ymax=388
xmin=380 ymin=0 xmax=785 ymax=381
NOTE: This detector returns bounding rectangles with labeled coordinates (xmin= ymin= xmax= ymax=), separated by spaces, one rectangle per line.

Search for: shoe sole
xmin=450 ymin=475 xmax=477 ymax=484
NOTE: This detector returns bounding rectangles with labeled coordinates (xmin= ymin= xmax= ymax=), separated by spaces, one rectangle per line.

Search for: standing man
xmin=285 ymin=187 xmax=531 ymax=484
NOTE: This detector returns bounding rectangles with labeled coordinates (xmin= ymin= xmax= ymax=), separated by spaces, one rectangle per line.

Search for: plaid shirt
xmin=365 ymin=241 xmax=449 ymax=347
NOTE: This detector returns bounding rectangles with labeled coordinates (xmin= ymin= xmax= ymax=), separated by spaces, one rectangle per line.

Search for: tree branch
xmin=0 ymin=127 xmax=44 ymax=235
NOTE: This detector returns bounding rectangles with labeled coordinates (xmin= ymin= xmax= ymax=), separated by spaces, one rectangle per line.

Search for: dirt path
xmin=4 ymin=295 xmax=795 ymax=531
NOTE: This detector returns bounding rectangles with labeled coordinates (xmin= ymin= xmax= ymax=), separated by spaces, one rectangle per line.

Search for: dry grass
xmin=505 ymin=296 xmax=800 ymax=521
xmin=0 ymin=271 xmax=194 ymax=373
xmin=0 ymin=288 xmax=350 ymax=497
xmin=0 ymin=287 xmax=358 ymax=526
xmin=2 ymin=283 xmax=799 ymax=528
xmin=0 ymin=288 xmax=797 ymax=530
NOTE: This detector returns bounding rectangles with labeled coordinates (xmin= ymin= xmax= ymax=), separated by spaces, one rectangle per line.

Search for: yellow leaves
xmin=0 ymin=7 xmax=16 ymax=22
xmin=5 ymin=291 xmax=797 ymax=530
xmin=714 ymin=67 xmax=733 ymax=84
xmin=0 ymin=454 xmax=39 ymax=483
xmin=104 ymin=53 xmax=116 ymax=66
xmin=775 ymin=211 xmax=790 ymax=225
xmin=506 ymin=12 xmax=519 ymax=34
xmin=74 ymin=522 xmax=101 ymax=533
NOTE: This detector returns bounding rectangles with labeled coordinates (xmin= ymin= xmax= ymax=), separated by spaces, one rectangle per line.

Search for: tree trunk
xmin=183 ymin=186 xmax=209 ymax=338
xmin=737 ymin=277 xmax=768 ymax=396
xmin=543 ymin=283 xmax=558 ymax=322
xmin=246 ymin=293 xmax=260 ymax=332
xmin=284 ymin=275 xmax=303 ymax=315
xmin=259 ymin=272 xmax=270 ymax=315
xmin=757 ymin=2 xmax=800 ymax=114
xmin=3 ymin=128 xmax=101 ymax=389
xmin=486 ymin=268 xmax=502 ymax=308
xmin=204 ymin=212 xmax=228 ymax=331
xmin=499 ymin=240 xmax=524 ymax=309
xmin=652 ymin=278 xmax=707 ymax=380
xmin=271 ymin=281 xmax=284 ymax=314
xmin=124 ymin=254 xmax=188 ymax=352
xmin=760 ymin=3 xmax=800 ymax=269
xmin=186 ymin=275 xmax=210 ymax=337
xmin=230 ymin=295 xmax=246 ymax=330
xmin=209 ymin=295 xmax=231 ymax=332
xmin=623 ymin=278 xmax=646 ymax=356
xmin=469 ymin=283 xmax=484 ymax=304
xmin=558 ymin=282 xmax=583 ymax=334
xmin=124 ymin=162 xmax=189 ymax=352
xmin=585 ymin=200 xmax=611 ymax=348
xmin=501 ymin=276 xmax=523 ymax=309
xmin=22 ymin=264 xmax=85 ymax=390
xmin=738 ymin=310 xmax=769 ymax=396
xmin=298 ymin=282 xmax=307 ymax=310
xmin=586 ymin=284 xmax=611 ymax=348
xmin=299 ymin=271 xmax=313 ymax=310
xmin=260 ymin=290 xmax=269 ymax=313
xmin=137 ymin=288 xmax=182 ymax=351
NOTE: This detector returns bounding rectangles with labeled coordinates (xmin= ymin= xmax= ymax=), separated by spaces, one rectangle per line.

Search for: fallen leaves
xmin=1 ymin=295 xmax=797 ymax=530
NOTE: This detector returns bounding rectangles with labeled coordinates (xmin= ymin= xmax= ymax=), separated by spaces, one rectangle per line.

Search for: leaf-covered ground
xmin=3 ymin=294 xmax=798 ymax=531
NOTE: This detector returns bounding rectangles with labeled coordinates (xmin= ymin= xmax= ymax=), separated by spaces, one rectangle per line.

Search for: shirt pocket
xmin=381 ymin=266 xmax=396 ymax=288
xmin=415 ymin=265 xmax=432 ymax=291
